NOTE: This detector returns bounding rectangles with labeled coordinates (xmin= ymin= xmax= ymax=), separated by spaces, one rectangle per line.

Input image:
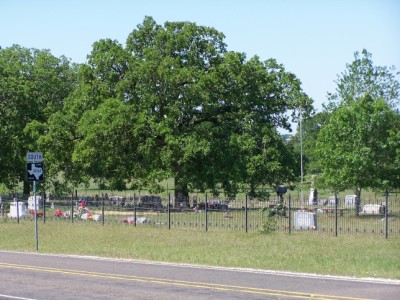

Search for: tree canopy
xmin=2 ymin=23 xmax=399 ymax=201
xmin=0 ymin=45 xmax=76 ymax=193
xmin=317 ymin=49 xmax=400 ymax=200
xmin=317 ymin=94 xmax=400 ymax=211
xmin=34 ymin=17 xmax=310 ymax=198
xmin=326 ymin=49 xmax=400 ymax=110
xmin=295 ymin=49 xmax=400 ymax=198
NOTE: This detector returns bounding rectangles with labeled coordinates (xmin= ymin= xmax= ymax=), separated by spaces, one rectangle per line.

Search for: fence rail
xmin=1 ymin=193 xmax=399 ymax=237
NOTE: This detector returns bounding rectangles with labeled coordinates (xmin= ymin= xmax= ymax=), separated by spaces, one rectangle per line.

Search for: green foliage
xmin=40 ymin=17 xmax=309 ymax=197
xmin=259 ymin=204 xmax=287 ymax=234
xmin=294 ymin=49 xmax=400 ymax=184
xmin=0 ymin=45 xmax=77 ymax=192
xmin=293 ymin=49 xmax=400 ymax=198
xmin=316 ymin=95 xmax=400 ymax=195
xmin=0 ymin=183 xmax=9 ymax=194
xmin=326 ymin=49 xmax=400 ymax=110
xmin=260 ymin=215 xmax=277 ymax=234
xmin=267 ymin=203 xmax=287 ymax=217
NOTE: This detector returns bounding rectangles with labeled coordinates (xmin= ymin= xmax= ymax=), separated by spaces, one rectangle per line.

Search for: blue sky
xmin=1 ymin=0 xmax=399 ymax=113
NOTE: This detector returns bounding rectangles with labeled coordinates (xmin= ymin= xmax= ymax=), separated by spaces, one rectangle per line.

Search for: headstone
xmin=9 ymin=201 xmax=27 ymax=218
xmin=28 ymin=195 xmax=42 ymax=210
xmin=294 ymin=211 xmax=317 ymax=230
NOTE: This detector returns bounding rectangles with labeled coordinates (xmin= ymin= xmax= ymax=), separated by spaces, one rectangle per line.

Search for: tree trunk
xmin=355 ymin=187 xmax=362 ymax=216
xmin=23 ymin=180 xmax=30 ymax=196
xmin=174 ymin=175 xmax=189 ymax=208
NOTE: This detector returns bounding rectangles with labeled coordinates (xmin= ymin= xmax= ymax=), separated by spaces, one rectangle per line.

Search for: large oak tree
xmin=39 ymin=17 xmax=311 ymax=199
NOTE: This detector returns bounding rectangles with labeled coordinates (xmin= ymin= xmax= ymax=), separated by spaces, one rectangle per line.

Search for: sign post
xmin=33 ymin=180 xmax=38 ymax=250
xmin=27 ymin=152 xmax=44 ymax=251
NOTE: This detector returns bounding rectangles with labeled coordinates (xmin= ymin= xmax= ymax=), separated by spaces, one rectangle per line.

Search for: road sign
xmin=27 ymin=152 xmax=43 ymax=163
xmin=27 ymin=163 xmax=44 ymax=182
xmin=26 ymin=152 xmax=44 ymax=251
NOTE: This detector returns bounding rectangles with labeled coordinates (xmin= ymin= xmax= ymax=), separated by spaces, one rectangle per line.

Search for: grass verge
xmin=1 ymin=219 xmax=399 ymax=279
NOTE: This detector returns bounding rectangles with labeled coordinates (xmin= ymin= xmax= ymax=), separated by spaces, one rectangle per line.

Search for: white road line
xmin=0 ymin=294 xmax=36 ymax=300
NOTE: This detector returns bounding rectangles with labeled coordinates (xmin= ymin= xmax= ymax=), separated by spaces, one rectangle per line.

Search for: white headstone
xmin=294 ymin=211 xmax=317 ymax=230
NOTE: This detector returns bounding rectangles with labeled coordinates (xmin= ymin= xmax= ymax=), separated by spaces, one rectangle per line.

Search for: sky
xmin=1 ymin=0 xmax=400 ymax=115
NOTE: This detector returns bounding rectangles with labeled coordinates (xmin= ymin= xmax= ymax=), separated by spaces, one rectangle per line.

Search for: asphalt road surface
xmin=0 ymin=251 xmax=399 ymax=300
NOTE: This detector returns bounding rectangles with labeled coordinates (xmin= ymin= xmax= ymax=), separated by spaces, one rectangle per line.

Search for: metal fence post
xmin=288 ymin=194 xmax=291 ymax=234
xmin=0 ymin=199 xmax=4 ymax=218
xmin=102 ymin=192 xmax=105 ymax=226
xmin=16 ymin=194 xmax=19 ymax=224
xmin=43 ymin=189 xmax=46 ymax=224
xmin=385 ymin=190 xmax=389 ymax=239
xmin=34 ymin=181 xmax=39 ymax=251
xmin=168 ymin=193 xmax=171 ymax=230
xmin=335 ymin=192 xmax=338 ymax=237
xmin=245 ymin=194 xmax=248 ymax=233
xmin=205 ymin=193 xmax=208 ymax=232
xmin=71 ymin=199 xmax=74 ymax=223
xmin=134 ymin=194 xmax=137 ymax=227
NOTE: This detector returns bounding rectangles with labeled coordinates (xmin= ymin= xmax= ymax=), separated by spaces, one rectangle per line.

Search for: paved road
xmin=0 ymin=251 xmax=399 ymax=300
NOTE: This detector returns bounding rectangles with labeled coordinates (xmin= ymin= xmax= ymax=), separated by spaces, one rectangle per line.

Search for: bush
xmin=260 ymin=209 xmax=277 ymax=234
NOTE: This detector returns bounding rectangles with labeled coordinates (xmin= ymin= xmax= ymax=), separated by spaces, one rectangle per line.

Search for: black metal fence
xmin=1 ymin=192 xmax=399 ymax=237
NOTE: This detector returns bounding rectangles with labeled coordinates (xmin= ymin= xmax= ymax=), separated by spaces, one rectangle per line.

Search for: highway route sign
xmin=27 ymin=152 xmax=43 ymax=163
xmin=27 ymin=163 xmax=44 ymax=182
xmin=26 ymin=152 xmax=44 ymax=181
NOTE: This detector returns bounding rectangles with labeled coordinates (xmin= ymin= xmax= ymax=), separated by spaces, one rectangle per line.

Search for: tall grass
xmin=1 ymin=219 xmax=399 ymax=279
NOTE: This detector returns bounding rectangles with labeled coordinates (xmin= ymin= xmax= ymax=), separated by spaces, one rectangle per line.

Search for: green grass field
xmin=1 ymin=218 xmax=399 ymax=280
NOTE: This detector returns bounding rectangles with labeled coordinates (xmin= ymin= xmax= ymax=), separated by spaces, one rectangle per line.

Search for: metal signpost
xmin=27 ymin=152 xmax=44 ymax=251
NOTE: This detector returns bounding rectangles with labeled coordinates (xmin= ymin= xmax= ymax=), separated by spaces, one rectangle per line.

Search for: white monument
xmin=8 ymin=201 xmax=27 ymax=218
xmin=28 ymin=195 xmax=43 ymax=210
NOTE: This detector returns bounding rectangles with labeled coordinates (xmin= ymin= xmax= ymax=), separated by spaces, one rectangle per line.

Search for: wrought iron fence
xmin=1 ymin=192 xmax=399 ymax=237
